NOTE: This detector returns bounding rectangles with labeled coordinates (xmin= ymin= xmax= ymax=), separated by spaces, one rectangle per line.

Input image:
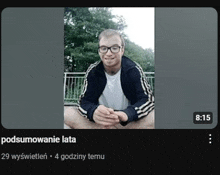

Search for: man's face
xmin=99 ymin=35 xmax=124 ymax=70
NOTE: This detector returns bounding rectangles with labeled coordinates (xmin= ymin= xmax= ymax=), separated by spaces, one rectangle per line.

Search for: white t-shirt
xmin=98 ymin=69 xmax=130 ymax=110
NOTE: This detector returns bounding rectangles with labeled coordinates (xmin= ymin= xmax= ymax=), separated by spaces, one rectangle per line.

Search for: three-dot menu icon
xmin=209 ymin=134 xmax=212 ymax=144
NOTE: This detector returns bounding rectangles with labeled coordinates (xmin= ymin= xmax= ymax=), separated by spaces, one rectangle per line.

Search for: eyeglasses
xmin=98 ymin=46 xmax=122 ymax=54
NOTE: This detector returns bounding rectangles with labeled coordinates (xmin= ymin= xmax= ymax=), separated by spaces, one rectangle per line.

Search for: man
xmin=64 ymin=29 xmax=155 ymax=129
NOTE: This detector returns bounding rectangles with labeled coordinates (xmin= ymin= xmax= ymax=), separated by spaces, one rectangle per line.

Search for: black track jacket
xmin=78 ymin=56 xmax=154 ymax=124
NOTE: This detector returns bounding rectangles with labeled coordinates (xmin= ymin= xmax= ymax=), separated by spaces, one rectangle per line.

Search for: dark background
xmin=1 ymin=7 xmax=219 ymax=174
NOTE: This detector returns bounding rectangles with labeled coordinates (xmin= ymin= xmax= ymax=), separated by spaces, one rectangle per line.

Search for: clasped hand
xmin=93 ymin=105 xmax=128 ymax=127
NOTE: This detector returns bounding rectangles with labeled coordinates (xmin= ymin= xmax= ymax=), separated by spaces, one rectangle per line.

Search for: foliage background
xmin=64 ymin=7 xmax=154 ymax=72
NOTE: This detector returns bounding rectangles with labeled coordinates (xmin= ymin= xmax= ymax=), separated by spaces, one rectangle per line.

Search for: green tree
xmin=124 ymin=39 xmax=154 ymax=72
xmin=64 ymin=7 xmax=154 ymax=73
xmin=64 ymin=7 xmax=127 ymax=72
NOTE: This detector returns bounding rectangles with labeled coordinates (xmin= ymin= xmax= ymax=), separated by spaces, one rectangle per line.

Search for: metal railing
xmin=64 ymin=72 xmax=154 ymax=105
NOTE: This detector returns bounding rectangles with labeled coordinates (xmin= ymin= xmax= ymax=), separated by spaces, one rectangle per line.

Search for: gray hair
xmin=98 ymin=29 xmax=125 ymax=48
